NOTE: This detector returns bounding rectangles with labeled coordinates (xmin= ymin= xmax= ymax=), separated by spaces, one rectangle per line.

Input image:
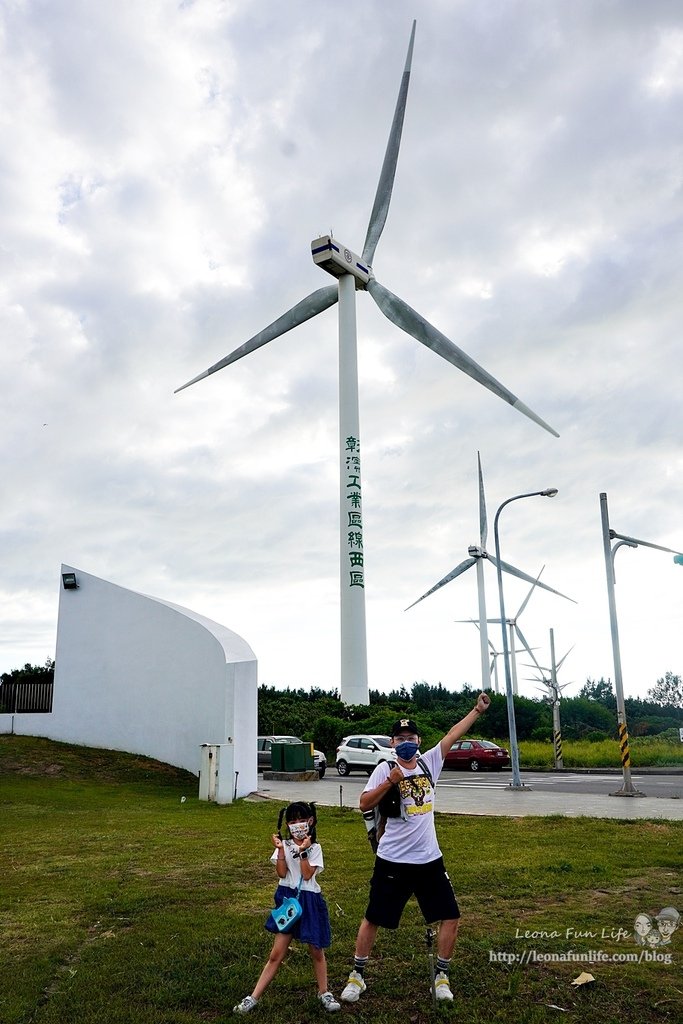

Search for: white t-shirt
xmin=270 ymin=839 xmax=323 ymax=892
xmin=363 ymin=744 xmax=444 ymax=865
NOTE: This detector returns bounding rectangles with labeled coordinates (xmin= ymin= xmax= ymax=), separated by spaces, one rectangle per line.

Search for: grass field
xmin=517 ymin=738 xmax=683 ymax=769
xmin=1 ymin=735 xmax=682 ymax=1024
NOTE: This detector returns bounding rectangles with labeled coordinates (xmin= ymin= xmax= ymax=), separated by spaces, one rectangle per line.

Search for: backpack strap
xmin=416 ymin=755 xmax=434 ymax=788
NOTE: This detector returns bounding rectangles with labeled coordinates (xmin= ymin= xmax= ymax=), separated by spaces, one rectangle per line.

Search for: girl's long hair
xmin=276 ymin=801 xmax=318 ymax=842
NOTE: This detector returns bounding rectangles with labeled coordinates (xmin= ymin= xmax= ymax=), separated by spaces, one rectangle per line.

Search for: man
xmin=341 ymin=692 xmax=491 ymax=1004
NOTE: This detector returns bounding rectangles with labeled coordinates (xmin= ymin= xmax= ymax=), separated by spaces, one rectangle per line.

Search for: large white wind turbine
xmin=175 ymin=21 xmax=559 ymax=706
xmin=406 ymin=453 xmax=568 ymax=692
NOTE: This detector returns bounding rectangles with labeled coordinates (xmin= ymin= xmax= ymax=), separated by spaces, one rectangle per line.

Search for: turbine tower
xmin=406 ymin=453 xmax=568 ymax=692
xmin=175 ymin=22 xmax=559 ymax=706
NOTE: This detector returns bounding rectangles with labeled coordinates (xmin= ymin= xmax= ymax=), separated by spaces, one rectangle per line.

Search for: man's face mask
xmin=288 ymin=820 xmax=310 ymax=840
xmin=394 ymin=740 xmax=419 ymax=761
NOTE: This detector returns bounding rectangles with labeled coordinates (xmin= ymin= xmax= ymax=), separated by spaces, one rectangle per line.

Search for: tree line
xmin=258 ymin=674 xmax=683 ymax=756
xmin=2 ymin=662 xmax=681 ymax=757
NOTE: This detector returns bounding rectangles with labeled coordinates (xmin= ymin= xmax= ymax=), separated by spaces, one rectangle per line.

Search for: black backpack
xmin=362 ymin=757 xmax=434 ymax=852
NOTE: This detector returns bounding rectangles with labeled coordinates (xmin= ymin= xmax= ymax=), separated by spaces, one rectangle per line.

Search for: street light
xmin=493 ymin=488 xmax=558 ymax=790
xmin=599 ymin=492 xmax=683 ymax=797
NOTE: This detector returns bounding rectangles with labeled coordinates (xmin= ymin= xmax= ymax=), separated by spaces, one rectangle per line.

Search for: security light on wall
xmin=62 ymin=572 xmax=79 ymax=590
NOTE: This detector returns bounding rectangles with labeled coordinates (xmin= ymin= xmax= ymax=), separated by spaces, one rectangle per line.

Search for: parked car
xmin=336 ymin=734 xmax=397 ymax=776
xmin=257 ymin=735 xmax=327 ymax=778
xmin=444 ymin=739 xmax=510 ymax=772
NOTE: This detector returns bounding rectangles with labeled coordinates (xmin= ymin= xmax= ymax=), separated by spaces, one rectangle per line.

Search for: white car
xmin=335 ymin=734 xmax=397 ymax=776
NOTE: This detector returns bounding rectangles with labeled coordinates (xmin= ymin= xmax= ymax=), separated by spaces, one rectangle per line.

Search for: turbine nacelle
xmin=311 ymin=236 xmax=372 ymax=288
xmin=468 ymin=545 xmax=485 ymax=559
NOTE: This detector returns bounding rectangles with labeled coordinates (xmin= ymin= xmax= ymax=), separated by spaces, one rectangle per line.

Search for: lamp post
xmin=599 ymin=492 xmax=683 ymax=797
xmin=493 ymin=488 xmax=558 ymax=791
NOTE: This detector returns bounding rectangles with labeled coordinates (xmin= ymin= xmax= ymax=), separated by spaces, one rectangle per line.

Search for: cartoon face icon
xmin=634 ymin=913 xmax=652 ymax=943
xmin=645 ymin=928 xmax=662 ymax=948
xmin=655 ymin=906 xmax=681 ymax=944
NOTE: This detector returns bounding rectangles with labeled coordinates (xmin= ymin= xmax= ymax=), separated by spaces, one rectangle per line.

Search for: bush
xmin=313 ymin=715 xmax=347 ymax=757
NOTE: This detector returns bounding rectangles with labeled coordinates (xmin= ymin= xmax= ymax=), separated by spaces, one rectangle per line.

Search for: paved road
xmin=255 ymin=770 xmax=683 ymax=820
xmin=436 ymin=769 xmax=683 ymax=799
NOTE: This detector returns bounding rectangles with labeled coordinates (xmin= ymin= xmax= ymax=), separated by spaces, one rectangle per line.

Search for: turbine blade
xmin=516 ymin=571 xmax=543 ymax=620
xmin=405 ymin=556 xmax=476 ymax=610
xmin=362 ymin=20 xmax=416 ymax=266
xmin=515 ymin=625 xmax=542 ymax=671
xmin=486 ymin=554 xmax=576 ymax=602
xmin=368 ymin=279 xmax=559 ymax=436
xmin=477 ymin=451 xmax=488 ymax=547
xmin=556 ymin=646 xmax=575 ymax=671
xmin=175 ymin=285 xmax=339 ymax=393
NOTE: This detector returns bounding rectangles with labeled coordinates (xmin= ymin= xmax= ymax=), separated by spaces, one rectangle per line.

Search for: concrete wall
xmin=0 ymin=565 xmax=258 ymax=795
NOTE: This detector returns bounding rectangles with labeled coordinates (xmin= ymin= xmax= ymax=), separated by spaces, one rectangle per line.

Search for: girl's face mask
xmin=288 ymin=820 xmax=310 ymax=840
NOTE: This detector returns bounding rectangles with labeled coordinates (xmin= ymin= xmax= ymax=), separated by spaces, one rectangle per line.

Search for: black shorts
xmin=364 ymin=856 xmax=460 ymax=929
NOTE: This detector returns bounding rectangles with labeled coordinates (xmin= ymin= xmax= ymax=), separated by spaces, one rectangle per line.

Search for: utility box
xmin=270 ymin=742 xmax=287 ymax=772
xmin=198 ymin=742 xmax=236 ymax=804
xmin=273 ymin=741 xmax=314 ymax=772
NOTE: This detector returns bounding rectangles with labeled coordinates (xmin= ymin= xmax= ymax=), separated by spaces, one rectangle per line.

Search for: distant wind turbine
xmin=175 ymin=21 xmax=559 ymax=706
xmin=525 ymin=628 xmax=574 ymax=767
xmin=465 ymin=568 xmax=574 ymax=696
xmin=406 ymin=453 xmax=568 ymax=692
xmin=465 ymin=621 xmax=504 ymax=693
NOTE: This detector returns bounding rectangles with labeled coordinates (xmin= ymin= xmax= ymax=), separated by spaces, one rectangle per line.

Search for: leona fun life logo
xmin=633 ymin=907 xmax=680 ymax=947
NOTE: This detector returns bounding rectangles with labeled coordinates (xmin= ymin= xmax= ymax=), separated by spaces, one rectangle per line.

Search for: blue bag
xmin=270 ymin=878 xmax=303 ymax=933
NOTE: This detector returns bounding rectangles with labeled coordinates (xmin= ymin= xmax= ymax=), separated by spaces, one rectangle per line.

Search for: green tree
xmin=647 ymin=671 xmax=683 ymax=710
xmin=578 ymin=677 xmax=616 ymax=709
xmin=558 ymin=697 xmax=615 ymax=739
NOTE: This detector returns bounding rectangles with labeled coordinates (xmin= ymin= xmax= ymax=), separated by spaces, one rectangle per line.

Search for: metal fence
xmin=0 ymin=680 xmax=54 ymax=714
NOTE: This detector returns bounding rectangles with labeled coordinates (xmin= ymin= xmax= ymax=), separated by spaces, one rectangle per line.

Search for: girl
xmin=234 ymin=801 xmax=340 ymax=1013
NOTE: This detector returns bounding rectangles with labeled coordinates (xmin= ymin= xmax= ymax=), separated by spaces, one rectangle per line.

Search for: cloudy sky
xmin=3 ymin=0 xmax=682 ymax=702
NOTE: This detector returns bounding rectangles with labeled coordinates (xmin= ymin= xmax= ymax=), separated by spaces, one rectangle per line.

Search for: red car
xmin=444 ymin=739 xmax=510 ymax=772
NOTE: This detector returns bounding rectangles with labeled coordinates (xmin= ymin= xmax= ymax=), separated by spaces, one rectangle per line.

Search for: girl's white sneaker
xmin=234 ymin=995 xmax=258 ymax=1014
xmin=319 ymin=991 xmax=341 ymax=1012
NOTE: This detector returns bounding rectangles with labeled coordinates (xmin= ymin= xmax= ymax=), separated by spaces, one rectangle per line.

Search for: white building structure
xmin=0 ymin=565 xmax=258 ymax=797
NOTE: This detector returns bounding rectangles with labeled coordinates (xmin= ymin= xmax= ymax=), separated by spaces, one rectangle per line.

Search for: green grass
xmin=1 ymin=735 xmax=682 ymax=1024
xmin=517 ymin=738 xmax=683 ymax=769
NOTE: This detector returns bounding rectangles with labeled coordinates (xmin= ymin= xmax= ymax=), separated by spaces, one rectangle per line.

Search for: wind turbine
xmin=488 ymin=637 xmax=504 ymax=693
xmin=465 ymin=621 xmax=504 ymax=693
xmin=406 ymin=453 xmax=568 ymax=692
xmin=468 ymin=568 xmax=574 ymax=696
xmin=175 ymin=22 xmax=559 ymax=707
xmin=525 ymin=628 xmax=574 ymax=768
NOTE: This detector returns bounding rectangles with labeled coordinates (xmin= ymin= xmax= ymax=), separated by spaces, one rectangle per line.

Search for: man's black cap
xmin=390 ymin=718 xmax=419 ymax=736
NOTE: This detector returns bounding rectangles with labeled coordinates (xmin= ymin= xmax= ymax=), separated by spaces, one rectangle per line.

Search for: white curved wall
xmin=3 ymin=566 xmax=258 ymax=795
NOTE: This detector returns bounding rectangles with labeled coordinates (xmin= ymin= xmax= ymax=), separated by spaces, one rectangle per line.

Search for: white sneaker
xmin=434 ymin=971 xmax=453 ymax=1001
xmin=341 ymin=970 xmax=367 ymax=1003
xmin=319 ymin=991 xmax=341 ymax=1012
xmin=233 ymin=995 xmax=258 ymax=1013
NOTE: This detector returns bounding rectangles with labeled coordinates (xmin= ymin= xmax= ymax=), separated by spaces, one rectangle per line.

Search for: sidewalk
xmin=253 ymin=776 xmax=683 ymax=821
